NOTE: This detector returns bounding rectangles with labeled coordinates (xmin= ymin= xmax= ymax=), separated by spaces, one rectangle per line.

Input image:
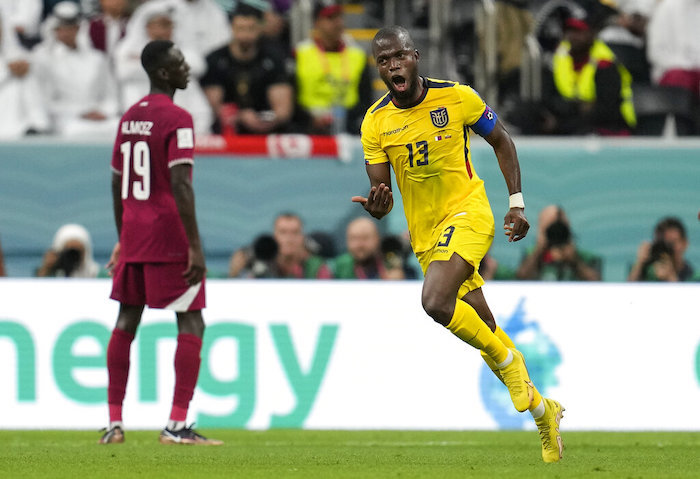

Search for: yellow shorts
xmin=415 ymin=216 xmax=495 ymax=298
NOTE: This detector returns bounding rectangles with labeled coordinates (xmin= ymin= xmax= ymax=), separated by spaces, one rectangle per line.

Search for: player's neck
xmin=392 ymin=76 xmax=426 ymax=109
xmin=149 ymin=85 xmax=175 ymax=100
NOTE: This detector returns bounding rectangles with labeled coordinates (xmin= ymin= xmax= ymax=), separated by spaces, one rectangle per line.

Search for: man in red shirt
xmin=100 ymin=39 xmax=220 ymax=446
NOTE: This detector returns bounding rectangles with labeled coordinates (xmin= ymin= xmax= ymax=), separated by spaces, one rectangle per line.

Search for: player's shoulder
xmin=365 ymin=92 xmax=393 ymax=117
xmin=426 ymin=77 xmax=480 ymax=97
xmin=425 ymin=77 xmax=458 ymax=89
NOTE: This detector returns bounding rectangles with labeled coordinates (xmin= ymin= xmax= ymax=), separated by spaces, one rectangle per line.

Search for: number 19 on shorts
xmin=120 ymin=141 xmax=151 ymax=200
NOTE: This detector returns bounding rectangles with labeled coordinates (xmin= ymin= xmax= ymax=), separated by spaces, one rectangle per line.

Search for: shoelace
xmin=538 ymin=424 xmax=552 ymax=449
xmin=180 ymin=423 xmax=206 ymax=439
xmin=501 ymin=366 xmax=523 ymax=395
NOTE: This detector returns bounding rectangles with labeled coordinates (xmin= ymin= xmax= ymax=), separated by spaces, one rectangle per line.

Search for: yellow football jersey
xmin=361 ymin=78 xmax=498 ymax=253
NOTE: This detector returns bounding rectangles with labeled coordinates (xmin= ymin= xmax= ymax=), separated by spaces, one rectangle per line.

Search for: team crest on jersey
xmin=430 ymin=107 xmax=449 ymax=128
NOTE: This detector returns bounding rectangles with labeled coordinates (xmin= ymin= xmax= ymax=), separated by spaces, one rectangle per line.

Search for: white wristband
xmin=509 ymin=192 xmax=525 ymax=209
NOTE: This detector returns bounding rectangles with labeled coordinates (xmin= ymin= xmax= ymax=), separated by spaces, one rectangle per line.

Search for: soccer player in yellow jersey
xmin=352 ymin=26 xmax=564 ymax=463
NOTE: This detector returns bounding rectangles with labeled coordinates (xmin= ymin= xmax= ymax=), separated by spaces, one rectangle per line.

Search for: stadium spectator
xmin=0 ymin=10 xmax=50 ymax=138
xmin=113 ymin=1 xmax=212 ymax=133
xmin=228 ymin=213 xmax=332 ymax=278
xmin=36 ymin=223 xmax=100 ymax=278
xmin=129 ymin=0 xmax=230 ymax=61
xmin=271 ymin=212 xmax=332 ymax=278
xmin=516 ymin=205 xmax=601 ymax=281
xmin=0 ymin=0 xmax=43 ymax=48
xmin=294 ymin=0 xmax=372 ymax=135
xmin=534 ymin=4 xmax=636 ymax=135
xmin=87 ymin=0 xmax=130 ymax=58
xmin=647 ymin=0 xmax=700 ymax=100
xmin=628 ymin=216 xmax=695 ymax=282
xmin=200 ymin=3 xmax=294 ymax=134
xmin=544 ymin=4 xmax=636 ymax=135
xmin=251 ymin=0 xmax=294 ymax=56
xmin=332 ymin=217 xmax=407 ymax=279
xmin=33 ymin=1 xmax=120 ymax=137
xmin=598 ymin=0 xmax=654 ymax=84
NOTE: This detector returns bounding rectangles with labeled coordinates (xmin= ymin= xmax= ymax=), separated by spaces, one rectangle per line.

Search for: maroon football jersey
xmin=111 ymin=94 xmax=195 ymax=262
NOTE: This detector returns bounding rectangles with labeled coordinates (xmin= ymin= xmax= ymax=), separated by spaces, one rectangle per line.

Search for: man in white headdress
xmin=113 ymin=0 xmax=213 ymax=133
xmin=33 ymin=1 xmax=120 ymax=138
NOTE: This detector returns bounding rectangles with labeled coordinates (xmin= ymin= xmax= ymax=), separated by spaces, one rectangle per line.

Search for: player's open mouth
xmin=391 ymin=75 xmax=407 ymax=92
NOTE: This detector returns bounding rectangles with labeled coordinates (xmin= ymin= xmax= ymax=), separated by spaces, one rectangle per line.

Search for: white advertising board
xmin=1 ymin=279 xmax=699 ymax=430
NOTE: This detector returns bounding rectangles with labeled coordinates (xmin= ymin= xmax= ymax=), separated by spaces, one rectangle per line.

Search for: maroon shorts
xmin=110 ymin=262 xmax=205 ymax=311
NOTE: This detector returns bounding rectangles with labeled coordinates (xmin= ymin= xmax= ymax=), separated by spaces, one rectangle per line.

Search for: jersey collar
xmin=390 ymin=76 xmax=429 ymax=109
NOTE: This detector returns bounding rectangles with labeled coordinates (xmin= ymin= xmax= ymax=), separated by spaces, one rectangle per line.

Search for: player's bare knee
xmin=177 ymin=310 xmax=204 ymax=338
xmin=421 ymin=295 xmax=453 ymax=326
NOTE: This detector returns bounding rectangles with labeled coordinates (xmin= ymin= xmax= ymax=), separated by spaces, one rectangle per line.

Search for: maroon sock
xmin=170 ymin=333 xmax=203 ymax=422
xmin=106 ymin=328 xmax=135 ymax=423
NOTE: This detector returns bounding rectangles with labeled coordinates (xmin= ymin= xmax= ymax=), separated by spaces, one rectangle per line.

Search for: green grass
xmin=1 ymin=430 xmax=698 ymax=478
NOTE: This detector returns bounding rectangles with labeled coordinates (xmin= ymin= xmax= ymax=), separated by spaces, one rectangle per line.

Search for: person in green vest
xmin=294 ymin=1 xmax=373 ymax=135
xmin=541 ymin=7 xmax=636 ymax=135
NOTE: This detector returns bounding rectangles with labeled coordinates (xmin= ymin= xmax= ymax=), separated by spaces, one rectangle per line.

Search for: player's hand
xmin=351 ymin=183 xmax=393 ymax=219
xmin=504 ymin=208 xmax=529 ymax=242
xmin=106 ymin=242 xmax=121 ymax=276
xmin=183 ymin=246 xmax=206 ymax=285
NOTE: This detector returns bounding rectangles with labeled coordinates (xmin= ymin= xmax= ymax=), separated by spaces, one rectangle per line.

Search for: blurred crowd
xmin=1 ymin=209 xmax=696 ymax=282
xmin=0 ymin=0 xmax=697 ymax=280
xmin=500 ymin=0 xmax=700 ymax=136
xmin=1 ymin=0 xmax=699 ymax=139
xmin=0 ymin=0 xmax=373 ymax=139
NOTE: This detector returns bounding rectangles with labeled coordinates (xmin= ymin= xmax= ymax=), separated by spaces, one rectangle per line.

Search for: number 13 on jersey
xmin=120 ymin=141 xmax=151 ymax=200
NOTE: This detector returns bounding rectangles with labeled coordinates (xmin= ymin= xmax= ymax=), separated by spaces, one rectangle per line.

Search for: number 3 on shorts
xmin=437 ymin=226 xmax=455 ymax=247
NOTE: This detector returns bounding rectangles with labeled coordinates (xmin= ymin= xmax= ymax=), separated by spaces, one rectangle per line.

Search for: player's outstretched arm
xmin=171 ymin=164 xmax=206 ymax=285
xmin=484 ymin=120 xmax=530 ymax=242
xmin=351 ymin=163 xmax=393 ymax=219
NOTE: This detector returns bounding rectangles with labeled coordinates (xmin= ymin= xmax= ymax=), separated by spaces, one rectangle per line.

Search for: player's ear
xmin=414 ymin=49 xmax=420 ymax=62
xmin=156 ymin=66 xmax=169 ymax=82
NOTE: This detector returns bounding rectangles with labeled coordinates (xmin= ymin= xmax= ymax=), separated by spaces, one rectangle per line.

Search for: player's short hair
xmin=141 ymin=39 xmax=175 ymax=75
xmin=372 ymin=26 xmax=414 ymax=54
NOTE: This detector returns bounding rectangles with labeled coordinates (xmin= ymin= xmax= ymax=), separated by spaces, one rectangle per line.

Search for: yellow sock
xmin=480 ymin=326 xmax=543 ymax=412
xmin=446 ymin=300 xmax=509 ymax=364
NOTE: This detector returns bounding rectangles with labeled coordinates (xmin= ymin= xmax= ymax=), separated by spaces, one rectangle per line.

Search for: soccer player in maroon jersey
xmin=99 ymin=40 xmax=221 ymax=445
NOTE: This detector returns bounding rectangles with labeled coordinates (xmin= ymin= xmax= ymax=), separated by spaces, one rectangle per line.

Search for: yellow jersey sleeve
xmin=456 ymin=84 xmax=487 ymax=125
xmin=360 ymin=105 xmax=388 ymax=165
xmin=456 ymin=84 xmax=499 ymax=136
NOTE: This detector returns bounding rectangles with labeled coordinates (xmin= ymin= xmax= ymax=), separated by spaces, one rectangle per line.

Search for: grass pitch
xmin=1 ymin=430 xmax=698 ymax=479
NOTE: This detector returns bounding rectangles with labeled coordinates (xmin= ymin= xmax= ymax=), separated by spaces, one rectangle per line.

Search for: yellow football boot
xmin=498 ymin=348 xmax=534 ymax=412
xmin=535 ymin=398 xmax=565 ymax=463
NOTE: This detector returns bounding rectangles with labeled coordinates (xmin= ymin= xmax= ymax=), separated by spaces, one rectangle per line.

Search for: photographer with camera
xmin=516 ymin=205 xmax=601 ymax=281
xmin=628 ymin=216 xmax=695 ymax=282
xmin=332 ymin=217 xmax=416 ymax=280
xmin=228 ymin=212 xmax=332 ymax=279
xmin=36 ymin=223 xmax=100 ymax=278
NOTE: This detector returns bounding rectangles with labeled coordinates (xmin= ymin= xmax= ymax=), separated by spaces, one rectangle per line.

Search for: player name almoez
xmin=121 ymin=121 xmax=154 ymax=136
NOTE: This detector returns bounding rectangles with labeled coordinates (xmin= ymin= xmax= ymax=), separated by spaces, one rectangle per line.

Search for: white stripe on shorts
xmin=165 ymin=282 xmax=202 ymax=312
